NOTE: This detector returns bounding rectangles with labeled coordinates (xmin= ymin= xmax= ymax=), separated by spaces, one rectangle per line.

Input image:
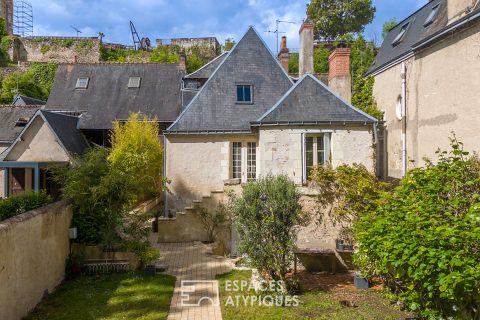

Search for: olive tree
xmin=234 ymin=175 xmax=303 ymax=281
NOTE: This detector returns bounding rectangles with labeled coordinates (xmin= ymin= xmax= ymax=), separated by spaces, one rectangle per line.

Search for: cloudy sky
xmin=29 ymin=0 xmax=428 ymax=51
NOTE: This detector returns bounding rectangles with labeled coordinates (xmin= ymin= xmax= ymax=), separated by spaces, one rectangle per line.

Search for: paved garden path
xmin=150 ymin=238 xmax=233 ymax=320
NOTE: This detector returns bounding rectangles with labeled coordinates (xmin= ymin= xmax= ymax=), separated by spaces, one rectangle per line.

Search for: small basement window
xmin=391 ymin=22 xmax=410 ymax=46
xmin=424 ymin=4 xmax=440 ymax=27
xmin=236 ymin=85 xmax=253 ymax=103
xmin=128 ymin=76 xmax=141 ymax=88
xmin=75 ymin=77 xmax=89 ymax=89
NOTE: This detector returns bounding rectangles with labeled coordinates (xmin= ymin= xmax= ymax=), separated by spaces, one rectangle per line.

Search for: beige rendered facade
xmin=373 ymin=22 xmax=480 ymax=179
xmin=166 ymin=127 xmax=375 ymax=213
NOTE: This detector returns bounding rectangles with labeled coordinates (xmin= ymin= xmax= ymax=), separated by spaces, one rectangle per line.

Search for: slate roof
xmin=40 ymin=110 xmax=89 ymax=156
xmin=184 ymin=51 xmax=229 ymax=79
xmin=167 ymin=27 xmax=293 ymax=133
xmin=255 ymin=74 xmax=377 ymax=125
xmin=0 ymin=105 xmax=41 ymax=143
xmin=12 ymin=95 xmax=46 ymax=106
xmin=46 ymin=63 xmax=185 ymax=129
xmin=367 ymin=0 xmax=448 ymax=75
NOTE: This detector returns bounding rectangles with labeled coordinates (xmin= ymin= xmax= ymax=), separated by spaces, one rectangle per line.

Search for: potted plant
xmin=353 ymin=272 xmax=369 ymax=289
xmin=140 ymin=247 xmax=160 ymax=276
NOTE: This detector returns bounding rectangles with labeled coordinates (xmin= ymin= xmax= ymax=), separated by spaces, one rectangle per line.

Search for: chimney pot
xmin=299 ymin=20 xmax=315 ymax=77
xmin=277 ymin=36 xmax=290 ymax=73
xmin=179 ymin=52 xmax=186 ymax=71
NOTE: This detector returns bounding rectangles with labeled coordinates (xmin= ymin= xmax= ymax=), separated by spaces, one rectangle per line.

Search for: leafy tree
xmin=223 ymin=38 xmax=235 ymax=52
xmin=307 ymin=0 xmax=376 ymax=40
xmin=0 ymin=62 xmax=57 ymax=103
xmin=53 ymin=148 xmax=134 ymax=245
xmin=234 ymin=175 xmax=304 ymax=281
xmin=355 ymin=136 xmax=480 ymax=319
xmin=108 ymin=113 xmax=164 ymax=202
xmin=149 ymin=45 xmax=180 ymax=63
xmin=288 ymin=52 xmax=299 ymax=74
xmin=0 ymin=17 xmax=9 ymax=66
xmin=382 ymin=19 xmax=397 ymax=39
xmin=0 ymin=192 xmax=51 ymax=221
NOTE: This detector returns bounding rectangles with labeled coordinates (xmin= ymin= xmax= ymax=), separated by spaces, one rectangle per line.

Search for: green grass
xmin=217 ymin=270 xmax=411 ymax=320
xmin=26 ymin=273 xmax=176 ymax=320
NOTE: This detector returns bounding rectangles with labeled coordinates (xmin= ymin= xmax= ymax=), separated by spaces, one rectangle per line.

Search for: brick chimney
xmin=179 ymin=52 xmax=186 ymax=71
xmin=299 ymin=20 xmax=314 ymax=77
xmin=448 ymin=0 xmax=475 ymax=24
xmin=277 ymin=36 xmax=290 ymax=73
xmin=328 ymin=44 xmax=352 ymax=103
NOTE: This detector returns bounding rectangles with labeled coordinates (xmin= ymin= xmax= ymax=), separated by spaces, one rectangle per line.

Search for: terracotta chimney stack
xmin=277 ymin=36 xmax=290 ymax=73
xmin=328 ymin=44 xmax=352 ymax=103
xmin=299 ymin=20 xmax=314 ymax=77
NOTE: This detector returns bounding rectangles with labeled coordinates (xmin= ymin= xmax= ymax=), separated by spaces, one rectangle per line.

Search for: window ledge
xmin=224 ymin=178 xmax=241 ymax=186
xmin=235 ymin=102 xmax=254 ymax=105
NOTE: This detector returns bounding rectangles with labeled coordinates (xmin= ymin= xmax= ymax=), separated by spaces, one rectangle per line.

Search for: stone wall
xmin=9 ymin=36 xmax=101 ymax=63
xmin=0 ymin=201 xmax=73 ymax=320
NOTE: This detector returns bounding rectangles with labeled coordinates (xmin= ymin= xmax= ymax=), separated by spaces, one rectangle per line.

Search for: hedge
xmin=0 ymin=192 xmax=52 ymax=222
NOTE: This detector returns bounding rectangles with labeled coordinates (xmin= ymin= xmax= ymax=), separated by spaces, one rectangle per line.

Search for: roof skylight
xmin=391 ymin=22 xmax=410 ymax=46
xmin=75 ymin=78 xmax=89 ymax=89
xmin=424 ymin=4 xmax=440 ymax=27
xmin=128 ymin=77 xmax=141 ymax=88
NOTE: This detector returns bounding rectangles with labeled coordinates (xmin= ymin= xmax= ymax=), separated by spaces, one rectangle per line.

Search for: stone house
xmin=368 ymin=0 xmax=480 ymax=179
xmin=163 ymin=25 xmax=378 ymax=218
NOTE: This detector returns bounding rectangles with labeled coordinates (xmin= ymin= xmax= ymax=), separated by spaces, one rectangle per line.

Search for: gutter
xmin=250 ymin=120 xmax=376 ymax=126
xmin=163 ymin=130 xmax=254 ymax=135
xmin=412 ymin=10 xmax=480 ymax=52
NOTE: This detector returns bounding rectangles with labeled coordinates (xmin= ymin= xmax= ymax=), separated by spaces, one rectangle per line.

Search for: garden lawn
xmin=218 ymin=270 xmax=412 ymax=320
xmin=26 ymin=273 xmax=175 ymax=320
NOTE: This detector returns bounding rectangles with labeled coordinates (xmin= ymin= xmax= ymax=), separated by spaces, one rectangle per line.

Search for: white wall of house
xmin=4 ymin=117 xmax=69 ymax=162
xmin=373 ymin=23 xmax=480 ymax=179
xmin=259 ymin=126 xmax=375 ymax=185
xmin=165 ymin=134 xmax=259 ymax=212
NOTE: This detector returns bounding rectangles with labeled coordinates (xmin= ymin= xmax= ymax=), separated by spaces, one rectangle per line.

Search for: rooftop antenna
xmin=70 ymin=26 xmax=82 ymax=38
xmin=266 ymin=19 xmax=298 ymax=54
xmin=130 ymin=21 xmax=141 ymax=50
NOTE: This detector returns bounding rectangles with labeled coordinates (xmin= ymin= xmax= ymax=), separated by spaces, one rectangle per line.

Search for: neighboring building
xmin=367 ymin=0 xmax=480 ymax=179
xmin=0 ymin=110 xmax=88 ymax=198
xmin=12 ymin=94 xmax=46 ymax=106
xmin=164 ymin=25 xmax=377 ymax=214
xmin=45 ymin=62 xmax=185 ymax=146
xmin=0 ymin=105 xmax=40 ymax=198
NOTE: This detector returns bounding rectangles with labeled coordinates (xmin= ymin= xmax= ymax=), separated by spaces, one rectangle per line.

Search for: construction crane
xmin=130 ymin=21 xmax=151 ymax=51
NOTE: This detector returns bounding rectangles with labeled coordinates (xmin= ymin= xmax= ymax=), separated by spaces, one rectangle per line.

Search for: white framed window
xmin=75 ymin=77 xmax=89 ymax=89
xmin=303 ymin=133 xmax=331 ymax=183
xmin=128 ymin=76 xmax=141 ymax=88
xmin=231 ymin=141 xmax=257 ymax=182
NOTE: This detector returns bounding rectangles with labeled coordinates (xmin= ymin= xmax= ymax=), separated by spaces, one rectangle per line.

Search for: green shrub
xmin=0 ymin=192 xmax=51 ymax=221
xmin=234 ymin=174 xmax=304 ymax=281
xmin=355 ymin=137 xmax=480 ymax=319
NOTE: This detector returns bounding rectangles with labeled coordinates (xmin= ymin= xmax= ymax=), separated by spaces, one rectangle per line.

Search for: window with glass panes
xmin=247 ymin=142 xmax=257 ymax=181
xmin=305 ymin=134 xmax=327 ymax=181
xmin=232 ymin=142 xmax=242 ymax=179
xmin=236 ymin=85 xmax=253 ymax=103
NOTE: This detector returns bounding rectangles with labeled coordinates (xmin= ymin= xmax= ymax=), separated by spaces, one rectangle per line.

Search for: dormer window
xmin=236 ymin=85 xmax=253 ymax=104
xmin=424 ymin=4 xmax=440 ymax=27
xmin=75 ymin=78 xmax=89 ymax=89
xmin=128 ymin=76 xmax=141 ymax=88
xmin=391 ymin=22 xmax=410 ymax=46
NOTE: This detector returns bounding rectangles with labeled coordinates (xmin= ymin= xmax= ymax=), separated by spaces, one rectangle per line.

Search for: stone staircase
xmin=179 ymin=189 xmax=226 ymax=216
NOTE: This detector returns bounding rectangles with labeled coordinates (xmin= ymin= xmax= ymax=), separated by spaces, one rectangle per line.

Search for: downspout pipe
xmin=163 ymin=134 xmax=168 ymax=218
xmin=401 ymin=62 xmax=407 ymax=177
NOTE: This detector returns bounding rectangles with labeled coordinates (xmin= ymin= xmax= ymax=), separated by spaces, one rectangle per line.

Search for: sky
xmin=29 ymin=0 xmax=428 ymax=52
